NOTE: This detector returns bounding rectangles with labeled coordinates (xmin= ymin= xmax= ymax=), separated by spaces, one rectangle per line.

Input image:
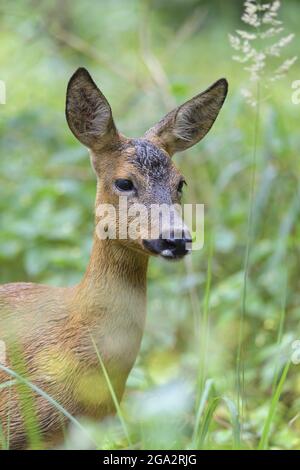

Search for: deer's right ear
xmin=66 ymin=68 xmax=117 ymax=150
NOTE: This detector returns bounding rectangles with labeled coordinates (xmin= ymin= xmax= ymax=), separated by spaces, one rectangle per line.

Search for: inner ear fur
xmin=66 ymin=67 xmax=118 ymax=150
xmin=144 ymin=78 xmax=228 ymax=155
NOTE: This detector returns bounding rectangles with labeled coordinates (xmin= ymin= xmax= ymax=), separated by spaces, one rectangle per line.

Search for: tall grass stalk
xmin=222 ymin=397 xmax=241 ymax=450
xmin=90 ymin=334 xmax=132 ymax=447
xmin=258 ymin=360 xmax=291 ymax=449
xmin=236 ymin=80 xmax=260 ymax=442
xmin=234 ymin=0 xmax=262 ymax=442
xmin=192 ymin=378 xmax=214 ymax=447
xmin=271 ymin=268 xmax=288 ymax=395
xmin=231 ymin=0 xmax=296 ymax=448
xmin=192 ymin=234 xmax=214 ymax=449
xmin=256 ymin=269 xmax=289 ymax=450
xmin=197 ymin=232 xmax=214 ymax=397
xmin=196 ymin=396 xmax=220 ymax=449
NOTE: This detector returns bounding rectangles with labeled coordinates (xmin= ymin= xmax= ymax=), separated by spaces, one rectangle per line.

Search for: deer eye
xmin=115 ymin=179 xmax=134 ymax=192
xmin=177 ymin=179 xmax=186 ymax=194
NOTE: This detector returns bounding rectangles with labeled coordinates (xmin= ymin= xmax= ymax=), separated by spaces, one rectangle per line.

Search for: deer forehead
xmin=119 ymin=139 xmax=179 ymax=184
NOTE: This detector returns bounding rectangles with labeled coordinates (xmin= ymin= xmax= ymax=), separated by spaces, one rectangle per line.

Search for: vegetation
xmin=0 ymin=0 xmax=300 ymax=450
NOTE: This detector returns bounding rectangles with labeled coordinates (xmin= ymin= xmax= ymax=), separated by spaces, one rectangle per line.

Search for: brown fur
xmin=0 ymin=68 xmax=227 ymax=448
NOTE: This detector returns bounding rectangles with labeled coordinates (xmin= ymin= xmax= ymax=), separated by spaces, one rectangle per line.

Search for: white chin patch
xmin=161 ymin=249 xmax=173 ymax=257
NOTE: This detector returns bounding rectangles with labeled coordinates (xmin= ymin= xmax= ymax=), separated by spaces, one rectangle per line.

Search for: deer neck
xmin=73 ymin=188 xmax=149 ymax=320
xmin=80 ymin=235 xmax=149 ymax=300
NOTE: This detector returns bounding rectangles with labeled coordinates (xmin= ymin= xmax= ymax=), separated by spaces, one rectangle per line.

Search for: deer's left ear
xmin=144 ymin=78 xmax=228 ymax=155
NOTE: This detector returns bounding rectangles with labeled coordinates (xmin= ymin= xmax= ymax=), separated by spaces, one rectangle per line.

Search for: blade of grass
xmin=197 ymin=396 xmax=220 ymax=449
xmin=223 ymin=397 xmax=241 ymax=449
xmin=257 ymin=265 xmax=289 ymax=450
xmin=90 ymin=334 xmax=132 ymax=447
xmin=197 ymin=233 xmax=214 ymax=397
xmin=0 ymin=363 xmax=98 ymax=448
xmin=9 ymin=343 xmax=43 ymax=449
xmin=258 ymin=360 xmax=291 ymax=450
xmin=5 ymin=378 xmax=14 ymax=450
xmin=271 ymin=268 xmax=288 ymax=395
xmin=192 ymin=378 xmax=214 ymax=446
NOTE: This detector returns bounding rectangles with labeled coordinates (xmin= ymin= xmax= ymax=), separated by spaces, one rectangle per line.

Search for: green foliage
xmin=1 ymin=0 xmax=300 ymax=450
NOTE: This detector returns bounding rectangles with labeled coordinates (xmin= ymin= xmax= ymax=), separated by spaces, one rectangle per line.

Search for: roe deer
xmin=0 ymin=68 xmax=227 ymax=449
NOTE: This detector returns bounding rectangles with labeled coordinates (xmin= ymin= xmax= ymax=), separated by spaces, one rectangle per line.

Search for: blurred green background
xmin=1 ymin=0 xmax=300 ymax=450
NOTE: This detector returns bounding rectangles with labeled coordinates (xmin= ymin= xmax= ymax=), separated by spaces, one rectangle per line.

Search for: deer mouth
xmin=142 ymin=238 xmax=192 ymax=260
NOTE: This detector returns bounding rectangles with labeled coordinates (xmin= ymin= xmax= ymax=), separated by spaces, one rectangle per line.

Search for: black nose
xmin=143 ymin=237 xmax=192 ymax=259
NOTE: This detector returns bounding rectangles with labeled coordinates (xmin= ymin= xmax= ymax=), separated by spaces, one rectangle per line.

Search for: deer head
xmin=66 ymin=68 xmax=228 ymax=260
